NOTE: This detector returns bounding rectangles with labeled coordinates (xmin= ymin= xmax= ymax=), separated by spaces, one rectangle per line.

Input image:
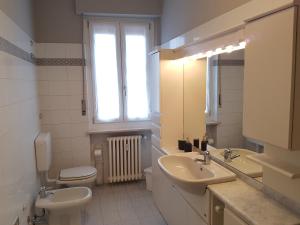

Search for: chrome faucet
xmin=194 ymin=150 xmax=211 ymax=165
xmin=224 ymin=148 xmax=232 ymax=162
xmin=39 ymin=186 xmax=53 ymax=199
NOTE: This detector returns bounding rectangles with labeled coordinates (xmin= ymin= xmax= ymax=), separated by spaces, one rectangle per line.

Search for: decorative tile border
xmin=35 ymin=58 xmax=85 ymax=66
xmin=212 ymin=59 xmax=244 ymax=67
xmin=0 ymin=35 xmax=85 ymax=66
xmin=0 ymin=36 xmax=35 ymax=63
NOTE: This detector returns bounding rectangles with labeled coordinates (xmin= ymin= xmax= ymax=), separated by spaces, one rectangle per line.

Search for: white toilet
xmin=35 ymin=132 xmax=97 ymax=186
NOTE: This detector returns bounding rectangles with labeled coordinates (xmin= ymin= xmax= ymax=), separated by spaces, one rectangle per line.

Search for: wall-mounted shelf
xmin=247 ymin=154 xmax=300 ymax=179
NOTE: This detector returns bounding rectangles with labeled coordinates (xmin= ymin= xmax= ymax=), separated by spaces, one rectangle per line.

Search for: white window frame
xmin=85 ymin=17 xmax=154 ymax=132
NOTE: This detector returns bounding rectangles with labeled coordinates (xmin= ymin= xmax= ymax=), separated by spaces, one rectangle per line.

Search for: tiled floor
xmin=85 ymin=181 xmax=167 ymax=225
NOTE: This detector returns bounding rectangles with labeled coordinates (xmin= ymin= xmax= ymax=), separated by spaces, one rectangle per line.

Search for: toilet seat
xmin=57 ymin=166 xmax=97 ymax=185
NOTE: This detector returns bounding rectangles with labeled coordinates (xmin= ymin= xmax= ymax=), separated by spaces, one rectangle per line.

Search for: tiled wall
xmin=36 ymin=43 xmax=91 ymax=178
xmin=215 ymin=51 xmax=245 ymax=148
xmin=0 ymin=10 xmax=40 ymax=225
xmin=36 ymin=43 xmax=153 ymax=183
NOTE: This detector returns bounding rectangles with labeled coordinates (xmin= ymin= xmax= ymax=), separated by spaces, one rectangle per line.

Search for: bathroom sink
xmin=158 ymin=153 xmax=236 ymax=192
xmin=35 ymin=187 xmax=92 ymax=210
xmin=210 ymin=148 xmax=263 ymax=178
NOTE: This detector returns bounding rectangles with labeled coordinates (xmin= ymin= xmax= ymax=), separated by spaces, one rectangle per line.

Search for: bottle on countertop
xmin=201 ymin=134 xmax=208 ymax=151
xmin=178 ymin=139 xmax=186 ymax=151
xmin=184 ymin=138 xmax=193 ymax=152
xmin=193 ymin=138 xmax=200 ymax=149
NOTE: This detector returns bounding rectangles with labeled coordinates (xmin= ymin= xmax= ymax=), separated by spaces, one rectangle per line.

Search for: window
xmin=90 ymin=20 xmax=150 ymax=123
xmin=205 ymin=56 xmax=219 ymax=123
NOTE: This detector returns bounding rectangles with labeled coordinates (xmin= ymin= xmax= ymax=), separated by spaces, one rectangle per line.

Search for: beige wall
xmin=33 ymin=0 xmax=82 ymax=43
xmin=160 ymin=0 xmax=250 ymax=44
xmin=33 ymin=0 xmax=162 ymax=43
xmin=75 ymin=0 xmax=162 ymax=16
xmin=0 ymin=0 xmax=34 ymax=38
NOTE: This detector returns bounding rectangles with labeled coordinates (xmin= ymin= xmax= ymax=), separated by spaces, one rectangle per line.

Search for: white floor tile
xmin=87 ymin=181 xmax=167 ymax=225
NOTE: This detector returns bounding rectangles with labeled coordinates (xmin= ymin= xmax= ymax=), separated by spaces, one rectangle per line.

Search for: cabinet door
xmin=243 ymin=7 xmax=296 ymax=149
xmin=224 ymin=208 xmax=248 ymax=225
xmin=151 ymin=145 xmax=168 ymax=216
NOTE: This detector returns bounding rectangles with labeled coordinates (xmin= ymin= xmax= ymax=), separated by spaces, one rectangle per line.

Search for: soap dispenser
xmin=184 ymin=138 xmax=193 ymax=152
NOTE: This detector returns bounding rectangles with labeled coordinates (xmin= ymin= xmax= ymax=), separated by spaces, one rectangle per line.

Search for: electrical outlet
xmin=13 ymin=217 xmax=20 ymax=225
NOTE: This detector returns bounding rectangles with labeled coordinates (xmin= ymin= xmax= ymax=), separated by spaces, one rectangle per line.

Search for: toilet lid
xmin=59 ymin=166 xmax=97 ymax=181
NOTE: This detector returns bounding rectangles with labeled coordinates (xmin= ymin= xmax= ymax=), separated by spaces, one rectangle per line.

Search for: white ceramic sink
xmin=36 ymin=187 xmax=92 ymax=210
xmin=158 ymin=153 xmax=236 ymax=192
xmin=210 ymin=148 xmax=263 ymax=178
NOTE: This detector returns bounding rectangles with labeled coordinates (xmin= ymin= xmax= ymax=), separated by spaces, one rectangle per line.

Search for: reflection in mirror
xmin=205 ymin=50 xmax=263 ymax=181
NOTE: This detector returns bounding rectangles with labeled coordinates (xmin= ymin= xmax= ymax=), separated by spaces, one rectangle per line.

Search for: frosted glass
xmin=124 ymin=26 xmax=149 ymax=120
xmin=93 ymin=32 xmax=121 ymax=122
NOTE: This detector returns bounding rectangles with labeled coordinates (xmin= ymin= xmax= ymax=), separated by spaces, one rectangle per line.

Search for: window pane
xmin=123 ymin=24 xmax=149 ymax=120
xmin=92 ymin=23 xmax=121 ymax=122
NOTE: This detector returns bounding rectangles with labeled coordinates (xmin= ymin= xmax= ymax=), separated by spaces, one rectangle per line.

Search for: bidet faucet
xmin=39 ymin=186 xmax=53 ymax=199
xmin=194 ymin=151 xmax=211 ymax=165
xmin=39 ymin=186 xmax=47 ymax=198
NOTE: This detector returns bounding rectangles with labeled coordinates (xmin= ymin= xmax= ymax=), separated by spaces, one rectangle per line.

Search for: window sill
xmin=88 ymin=120 xmax=151 ymax=134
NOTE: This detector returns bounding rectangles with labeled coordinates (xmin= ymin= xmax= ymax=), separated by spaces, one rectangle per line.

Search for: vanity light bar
xmin=189 ymin=41 xmax=247 ymax=60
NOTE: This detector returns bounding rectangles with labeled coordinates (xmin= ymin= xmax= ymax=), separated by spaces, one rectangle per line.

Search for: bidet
xmin=35 ymin=187 xmax=92 ymax=225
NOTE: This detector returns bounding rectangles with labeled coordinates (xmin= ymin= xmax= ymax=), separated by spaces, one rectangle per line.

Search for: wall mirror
xmin=204 ymin=49 xmax=264 ymax=182
xmin=182 ymin=58 xmax=207 ymax=142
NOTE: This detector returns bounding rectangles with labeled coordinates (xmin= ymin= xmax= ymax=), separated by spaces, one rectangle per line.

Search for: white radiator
xmin=107 ymin=135 xmax=142 ymax=183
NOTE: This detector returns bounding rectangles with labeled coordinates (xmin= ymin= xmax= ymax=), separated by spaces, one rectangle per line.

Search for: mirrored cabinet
xmin=243 ymin=6 xmax=300 ymax=150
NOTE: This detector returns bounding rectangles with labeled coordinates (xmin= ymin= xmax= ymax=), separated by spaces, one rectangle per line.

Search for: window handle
xmin=123 ymin=86 xmax=127 ymax=97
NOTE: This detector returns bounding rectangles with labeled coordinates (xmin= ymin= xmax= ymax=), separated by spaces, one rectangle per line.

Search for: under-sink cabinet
xmin=243 ymin=6 xmax=300 ymax=150
xmin=152 ymin=146 xmax=209 ymax=225
xmin=223 ymin=208 xmax=248 ymax=225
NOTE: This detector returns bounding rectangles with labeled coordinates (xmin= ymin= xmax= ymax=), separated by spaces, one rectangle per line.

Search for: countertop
xmin=208 ymin=179 xmax=300 ymax=225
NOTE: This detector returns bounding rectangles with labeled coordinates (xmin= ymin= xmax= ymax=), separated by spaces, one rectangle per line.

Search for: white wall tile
xmin=68 ymin=95 xmax=83 ymax=110
xmin=38 ymin=81 xmax=50 ymax=95
xmin=49 ymin=81 xmax=70 ymax=95
xmin=69 ymin=110 xmax=88 ymax=123
xmin=36 ymin=44 xmax=90 ymax=176
xmin=68 ymin=81 xmax=83 ymax=95
xmin=66 ymin=44 xmax=83 ymax=58
xmin=43 ymin=43 xmax=68 ymax=58
xmin=67 ymin=67 xmax=83 ymax=81
xmin=0 ymin=11 xmax=40 ymax=225
xmin=47 ymin=67 xmax=68 ymax=81
xmin=52 ymin=138 xmax=72 ymax=152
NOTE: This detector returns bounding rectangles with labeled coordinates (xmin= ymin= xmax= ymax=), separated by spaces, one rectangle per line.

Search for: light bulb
xmin=225 ymin=45 xmax=234 ymax=53
xmin=239 ymin=41 xmax=247 ymax=48
xmin=206 ymin=50 xmax=213 ymax=58
xmin=215 ymin=48 xmax=223 ymax=54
